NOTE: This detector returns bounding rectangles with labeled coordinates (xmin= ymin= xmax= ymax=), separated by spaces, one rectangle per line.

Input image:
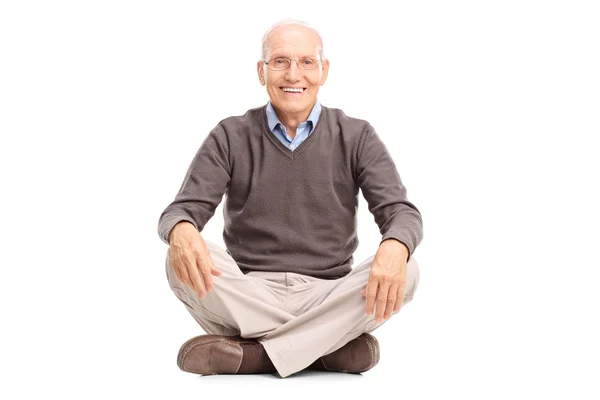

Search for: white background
xmin=1 ymin=0 xmax=599 ymax=398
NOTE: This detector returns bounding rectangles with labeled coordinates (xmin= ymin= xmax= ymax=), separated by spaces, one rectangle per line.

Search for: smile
xmin=280 ymin=87 xmax=306 ymax=94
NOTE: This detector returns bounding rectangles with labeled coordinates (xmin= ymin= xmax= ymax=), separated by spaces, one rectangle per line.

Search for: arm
xmin=157 ymin=125 xmax=231 ymax=244
xmin=355 ymin=123 xmax=423 ymax=261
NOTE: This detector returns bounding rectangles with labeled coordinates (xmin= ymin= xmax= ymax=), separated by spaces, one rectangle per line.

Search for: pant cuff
xmin=258 ymin=337 xmax=296 ymax=378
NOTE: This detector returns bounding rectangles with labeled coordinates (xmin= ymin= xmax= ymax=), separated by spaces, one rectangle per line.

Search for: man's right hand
xmin=168 ymin=221 xmax=222 ymax=298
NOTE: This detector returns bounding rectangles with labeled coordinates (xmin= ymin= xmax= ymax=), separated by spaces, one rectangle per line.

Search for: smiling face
xmin=257 ymin=24 xmax=329 ymax=121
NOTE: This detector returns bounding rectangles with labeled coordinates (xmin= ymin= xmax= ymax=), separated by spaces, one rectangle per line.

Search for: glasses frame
xmin=263 ymin=57 xmax=323 ymax=71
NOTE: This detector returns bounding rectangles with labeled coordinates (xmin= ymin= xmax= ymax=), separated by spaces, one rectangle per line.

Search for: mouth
xmin=280 ymin=87 xmax=306 ymax=96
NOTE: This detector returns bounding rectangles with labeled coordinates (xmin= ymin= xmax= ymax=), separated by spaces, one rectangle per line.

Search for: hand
xmin=361 ymin=239 xmax=409 ymax=322
xmin=169 ymin=222 xmax=222 ymax=298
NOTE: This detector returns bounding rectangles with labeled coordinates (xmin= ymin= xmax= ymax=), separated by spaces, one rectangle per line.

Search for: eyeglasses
xmin=264 ymin=57 xmax=322 ymax=71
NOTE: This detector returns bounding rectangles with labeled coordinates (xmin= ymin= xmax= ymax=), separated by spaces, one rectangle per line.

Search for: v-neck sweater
xmin=158 ymin=104 xmax=423 ymax=279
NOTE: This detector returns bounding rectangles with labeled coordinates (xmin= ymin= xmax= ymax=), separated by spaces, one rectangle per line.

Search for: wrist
xmin=381 ymin=238 xmax=409 ymax=257
xmin=169 ymin=221 xmax=194 ymax=243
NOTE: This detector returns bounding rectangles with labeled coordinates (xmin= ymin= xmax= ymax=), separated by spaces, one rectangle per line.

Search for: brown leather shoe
xmin=307 ymin=333 xmax=380 ymax=373
xmin=177 ymin=334 xmax=276 ymax=375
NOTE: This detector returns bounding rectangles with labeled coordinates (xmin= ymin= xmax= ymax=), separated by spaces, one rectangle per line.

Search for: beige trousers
xmin=165 ymin=239 xmax=420 ymax=378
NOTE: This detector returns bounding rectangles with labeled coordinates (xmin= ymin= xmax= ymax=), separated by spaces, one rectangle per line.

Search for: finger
xmin=394 ymin=284 xmax=406 ymax=313
xmin=177 ymin=260 xmax=192 ymax=287
xmin=198 ymin=260 xmax=215 ymax=293
xmin=171 ymin=250 xmax=191 ymax=287
xmin=361 ymin=288 xmax=366 ymax=297
xmin=172 ymin=261 xmax=183 ymax=282
xmin=186 ymin=258 xmax=207 ymax=298
xmin=169 ymin=250 xmax=182 ymax=281
xmin=211 ymin=263 xmax=223 ymax=276
xmin=365 ymin=278 xmax=379 ymax=316
xmin=375 ymin=281 xmax=391 ymax=322
xmin=385 ymin=282 xmax=400 ymax=319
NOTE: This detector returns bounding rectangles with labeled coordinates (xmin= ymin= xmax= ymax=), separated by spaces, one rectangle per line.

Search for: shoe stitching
xmin=318 ymin=357 xmax=329 ymax=371
xmin=355 ymin=335 xmax=376 ymax=372
xmin=369 ymin=334 xmax=380 ymax=367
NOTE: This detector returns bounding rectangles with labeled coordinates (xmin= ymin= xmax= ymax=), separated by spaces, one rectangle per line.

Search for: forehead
xmin=265 ymin=25 xmax=321 ymax=58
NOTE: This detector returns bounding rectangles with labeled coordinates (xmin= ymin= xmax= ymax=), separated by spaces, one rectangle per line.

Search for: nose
xmin=285 ymin=60 xmax=301 ymax=82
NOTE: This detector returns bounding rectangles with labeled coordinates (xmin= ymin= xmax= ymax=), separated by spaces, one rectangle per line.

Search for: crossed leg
xmin=165 ymin=240 xmax=420 ymax=378
xmin=257 ymin=253 xmax=420 ymax=377
xmin=165 ymin=240 xmax=296 ymax=338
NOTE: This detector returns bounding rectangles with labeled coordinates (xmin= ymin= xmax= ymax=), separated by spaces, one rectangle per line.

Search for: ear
xmin=319 ymin=59 xmax=330 ymax=86
xmin=257 ymin=60 xmax=266 ymax=86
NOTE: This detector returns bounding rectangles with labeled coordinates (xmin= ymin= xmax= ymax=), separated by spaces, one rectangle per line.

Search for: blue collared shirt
xmin=266 ymin=101 xmax=321 ymax=151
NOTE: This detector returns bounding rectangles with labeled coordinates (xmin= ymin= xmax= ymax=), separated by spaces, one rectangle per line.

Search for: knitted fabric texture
xmin=158 ymin=104 xmax=423 ymax=279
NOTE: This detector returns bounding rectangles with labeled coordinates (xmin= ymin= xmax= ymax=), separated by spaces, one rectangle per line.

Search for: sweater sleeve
xmin=356 ymin=123 xmax=423 ymax=259
xmin=157 ymin=125 xmax=231 ymax=244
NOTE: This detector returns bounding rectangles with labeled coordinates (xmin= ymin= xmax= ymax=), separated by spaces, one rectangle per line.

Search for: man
xmin=157 ymin=19 xmax=423 ymax=379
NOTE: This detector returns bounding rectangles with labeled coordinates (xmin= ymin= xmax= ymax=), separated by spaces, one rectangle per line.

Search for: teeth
xmin=282 ymin=88 xmax=304 ymax=93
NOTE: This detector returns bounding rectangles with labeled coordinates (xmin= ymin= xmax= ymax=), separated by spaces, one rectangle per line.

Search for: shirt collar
xmin=266 ymin=101 xmax=321 ymax=134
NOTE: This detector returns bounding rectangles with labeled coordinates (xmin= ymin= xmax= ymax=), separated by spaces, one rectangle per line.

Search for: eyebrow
xmin=270 ymin=54 xmax=316 ymax=59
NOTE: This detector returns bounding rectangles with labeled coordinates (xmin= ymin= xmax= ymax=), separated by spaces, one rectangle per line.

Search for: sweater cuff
xmin=379 ymin=232 xmax=414 ymax=262
xmin=158 ymin=213 xmax=199 ymax=245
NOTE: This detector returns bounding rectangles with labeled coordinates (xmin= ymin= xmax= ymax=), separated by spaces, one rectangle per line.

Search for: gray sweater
xmin=157 ymin=104 xmax=423 ymax=279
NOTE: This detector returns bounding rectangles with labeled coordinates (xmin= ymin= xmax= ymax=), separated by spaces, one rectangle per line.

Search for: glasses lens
xmin=267 ymin=57 xmax=320 ymax=70
xmin=298 ymin=58 xmax=318 ymax=70
xmin=269 ymin=57 xmax=290 ymax=70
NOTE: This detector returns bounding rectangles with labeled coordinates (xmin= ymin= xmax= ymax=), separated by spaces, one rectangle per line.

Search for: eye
xmin=274 ymin=57 xmax=287 ymax=65
xmin=300 ymin=58 xmax=315 ymax=66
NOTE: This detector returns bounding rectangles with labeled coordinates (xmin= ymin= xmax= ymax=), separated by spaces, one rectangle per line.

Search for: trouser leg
xmin=165 ymin=240 xmax=295 ymax=338
xmin=258 ymin=254 xmax=420 ymax=378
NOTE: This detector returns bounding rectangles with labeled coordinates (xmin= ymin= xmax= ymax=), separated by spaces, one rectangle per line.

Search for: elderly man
xmin=158 ymin=19 xmax=423 ymax=379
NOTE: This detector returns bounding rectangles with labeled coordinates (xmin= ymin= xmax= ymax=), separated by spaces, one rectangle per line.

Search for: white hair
xmin=260 ymin=19 xmax=325 ymax=61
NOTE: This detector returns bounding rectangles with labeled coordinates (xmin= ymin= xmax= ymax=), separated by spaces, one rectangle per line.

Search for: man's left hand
xmin=361 ymin=239 xmax=409 ymax=322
